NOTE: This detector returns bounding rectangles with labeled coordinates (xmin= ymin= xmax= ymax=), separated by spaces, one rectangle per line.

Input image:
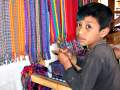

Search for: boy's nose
xmin=76 ymin=28 xmax=85 ymax=37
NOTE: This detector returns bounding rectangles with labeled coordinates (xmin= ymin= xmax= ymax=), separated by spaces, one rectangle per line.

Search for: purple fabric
xmin=24 ymin=0 xmax=29 ymax=54
xmin=40 ymin=0 xmax=51 ymax=60
xmin=29 ymin=0 xmax=37 ymax=63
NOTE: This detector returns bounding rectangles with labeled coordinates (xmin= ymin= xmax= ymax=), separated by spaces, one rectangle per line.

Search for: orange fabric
xmin=50 ymin=18 xmax=55 ymax=44
xmin=17 ymin=0 xmax=25 ymax=56
xmin=9 ymin=0 xmax=16 ymax=60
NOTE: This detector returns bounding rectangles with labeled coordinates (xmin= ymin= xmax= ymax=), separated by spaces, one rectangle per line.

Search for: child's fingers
xmin=59 ymin=48 xmax=68 ymax=53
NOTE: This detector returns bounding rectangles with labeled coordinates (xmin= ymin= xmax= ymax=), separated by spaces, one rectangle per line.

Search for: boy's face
xmin=76 ymin=16 xmax=106 ymax=48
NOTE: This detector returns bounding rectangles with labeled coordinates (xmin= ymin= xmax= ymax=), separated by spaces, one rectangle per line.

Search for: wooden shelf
xmin=31 ymin=73 xmax=72 ymax=90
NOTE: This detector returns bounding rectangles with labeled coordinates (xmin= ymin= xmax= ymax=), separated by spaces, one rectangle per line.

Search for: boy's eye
xmin=77 ymin=23 xmax=82 ymax=28
xmin=86 ymin=24 xmax=92 ymax=29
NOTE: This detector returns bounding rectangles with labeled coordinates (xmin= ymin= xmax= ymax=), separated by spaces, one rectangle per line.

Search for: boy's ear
xmin=99 ymin=27 xmax=110 ymax=38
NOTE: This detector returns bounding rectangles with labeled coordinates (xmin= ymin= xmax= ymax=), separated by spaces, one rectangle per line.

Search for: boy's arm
xmin=63 ymin=55 xmax=102 ymax=90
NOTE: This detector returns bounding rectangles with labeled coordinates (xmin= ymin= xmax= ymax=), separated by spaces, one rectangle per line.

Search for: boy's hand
xmin=58 ymin=49 xmax=72 ymax=70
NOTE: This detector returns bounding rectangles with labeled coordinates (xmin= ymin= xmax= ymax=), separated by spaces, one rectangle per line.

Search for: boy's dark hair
xmin=77 ymin=2 xmax=113 ymax=30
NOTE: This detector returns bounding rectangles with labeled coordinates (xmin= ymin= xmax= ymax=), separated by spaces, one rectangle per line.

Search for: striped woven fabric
xmin=9 ymin=0 xmax=16 ymax=61
xmin=60 ymin=0 xmax=66 ymax=40
xmin=0 ymin=0 xmax=91 ymax=64
xmin=13 ymin=0 xmax=19 ymax=58
xmin=29 ymin=0 xmax=37 ymax=63
xmin=4 ymin=0 xmax=12 ymax=63
xmin=49 ymin=0 xmax=60 ymax=43
xmin=40 ymin=0 xmax=51 ymax=60
xmin=24 ymin=0 xmax=29 ymax=55
xmin=0 ymin=0 xmax=12 ymax=64
xmin=26 ymin=0 xmax=32 ymax=62
xmin=0 ymin=0 xmax=4 ymax=64
xmin=64 ymin=0 xmax=78 ymax=42
xmin=35 ymin=0 xmax=41 ymax=61
xmin=17 ymin=0 xmax=25 ymax=56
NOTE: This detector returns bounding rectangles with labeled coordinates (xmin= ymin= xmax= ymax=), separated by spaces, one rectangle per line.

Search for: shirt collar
xmin=89 ymin=39 xmax=107 ymax=51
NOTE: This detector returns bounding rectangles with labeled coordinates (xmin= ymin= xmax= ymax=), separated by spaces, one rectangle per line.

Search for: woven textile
xmin=64 ymin=0 xmax=78 ymax=42
xmin=9 ymin=0 xmax=16 ymax=60
xmin=60 ymin=0 xmax=66 ymax=40
xmin=40 ymin=0 xmax=51 ymax=60
xmin=0 ymin=0 xmax=92 ymax=64
xmin=0 ymin=0 xmax=12 ymax=64
xmin=17 ymin=0 xmax=25 ymax=56
xmin=35 ymin=0 xmax=42 ymax=61
xmin=49 ymin=0 xmax=60 ymax=43
xmin=0 ymin=0 xmax=4 ymax=63
xmin=29 ymin=0 xmax=37 ymax=63
xmin=24 ymin=0 xmax=29 ymax=55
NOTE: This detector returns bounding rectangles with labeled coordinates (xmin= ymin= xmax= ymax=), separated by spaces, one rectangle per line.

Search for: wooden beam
xmin=31 ymin=73 xmax=72 ymax=90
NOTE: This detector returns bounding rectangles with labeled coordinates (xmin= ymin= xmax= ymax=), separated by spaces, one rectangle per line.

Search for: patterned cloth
xmin=29 ymin=0 xmax=37 ymax=63
xmin=17 ymin=0 xmax=25 ymax=56
xmin=49 ymin=0 xmax=60 ymax=43
xmin=0 ymin=0 xmax=4 ymax=63
xmin=0 ymin=0 xmax=91 ymax=64
xmin=9 ymin=0 xmax=16 ymax=60
xmin=35 ymin=0 xmax=42 ymax=61
xmin=0 ymin=0 xmax=12 ymax=64
xmin=40 ymin=0 xmax=51 ymax=60
xmin=24 ymin=0 xmax=29 ymax=55
xmin=64 ymin=0 xmax=78 ymax=42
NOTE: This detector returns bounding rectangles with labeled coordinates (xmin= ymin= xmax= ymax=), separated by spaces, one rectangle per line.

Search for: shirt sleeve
xmin=63 ymin=55 xmax=102 ymax=90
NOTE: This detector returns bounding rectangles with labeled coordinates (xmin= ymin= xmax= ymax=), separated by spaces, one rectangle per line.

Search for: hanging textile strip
xmin=29 ymin=0 xmax=37 ymax=63
xmin=56 ymin=0 xmax=61 ymax=40
xmin=17 ymin=0 xmax=25 ymax=56
xmin=2 ymin=0 xmax=6 ymax=64
xmin=39 ymin=0 xmax=43 ymax=58
xmin=0 ymin=0 xmax=5 ymax=64
xmin=60 ymin=0 xmax=66 ymax=40
xmin=64 ymin=0 xmax=72 ymax=42
xmin=49 ymin=0 xmax=60 ymax=43
xmin=17 ymin=0 xmax=21 ymax=57
xmin=49 ymin=1 xmax=55 ymax=44
xmin=13 ymin=0 xmax=19 ymax=58
xmin=49 ymin=17 xmax=55 ymax=44
xmin=1 ymin=0 xmax=6 ymax=64
xmin=27 ymin=0 xmax=32 ymax=63
xmin=3 ymin=0 xmax=12 ymax=64
xmin=21 ymin=0 xmax=25 ymax=56
xmin=52 ymin=0 xmax=60 ymax=39
xmin=40 ymin=0 xmax=51 ymax=60
xmin=72 ymin=0 xmax=78 ymax=40
xmin=48 ymin=0 xmax=55 ymax=44
xmin=64 ymin=0 xmax=78 ymax=42
xmin=9 ymin=0 xmax=16 ymax=61
xmin=35 ymin=0 xmax=41 ymax=61
xmin=45 ymin=0 xmax=51 ymax=60
xmin=24 ymin=0 xmax=29 ymax=55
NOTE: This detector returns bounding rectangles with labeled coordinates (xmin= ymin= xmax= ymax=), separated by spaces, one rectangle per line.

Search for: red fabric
xmin=65 ymin=0 xmax=78 ymax=42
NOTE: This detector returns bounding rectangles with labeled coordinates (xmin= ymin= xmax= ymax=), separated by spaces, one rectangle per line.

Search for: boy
xmin=58 ymin=2 xmax=120 ymax=90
